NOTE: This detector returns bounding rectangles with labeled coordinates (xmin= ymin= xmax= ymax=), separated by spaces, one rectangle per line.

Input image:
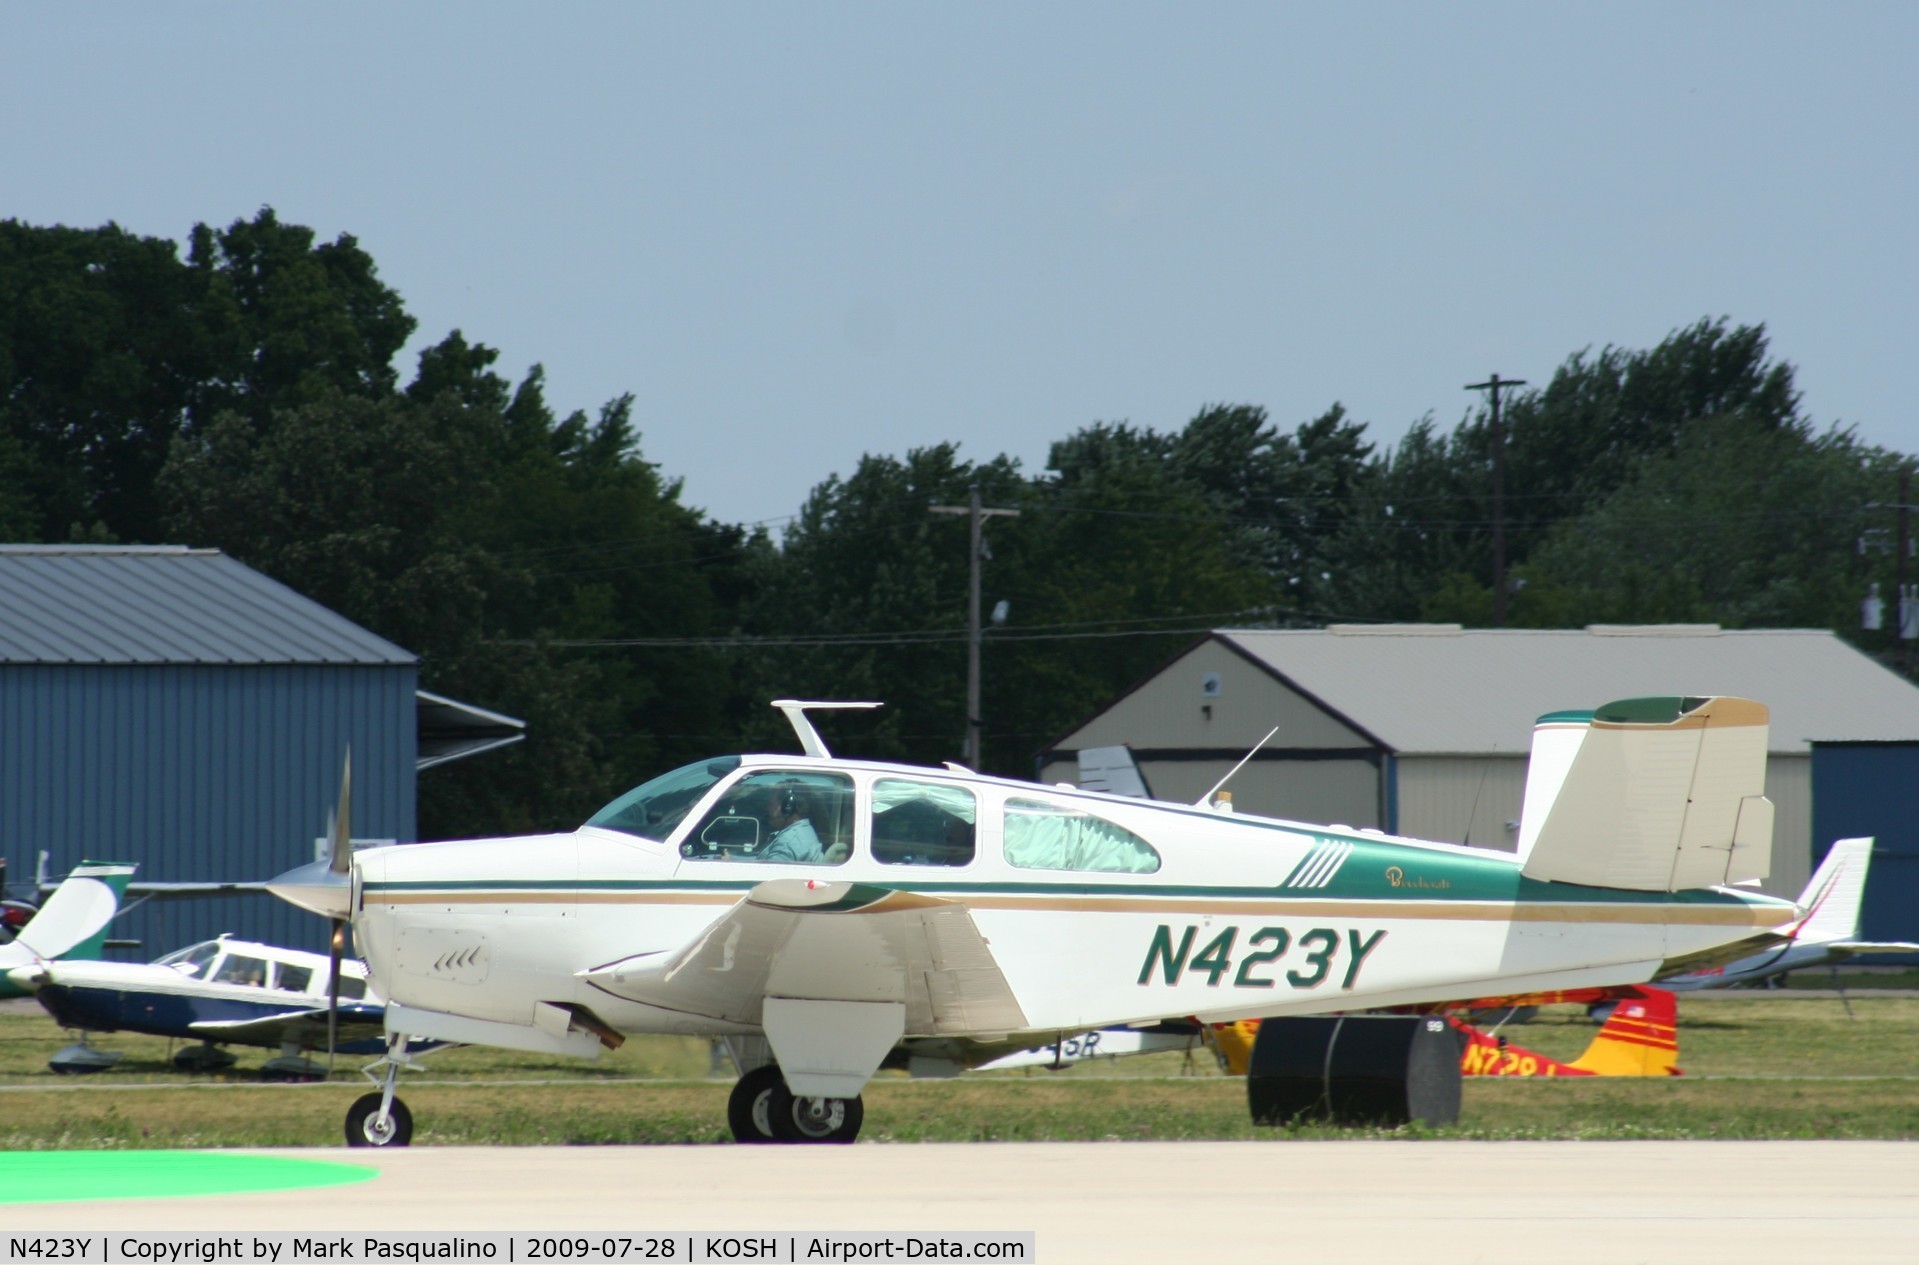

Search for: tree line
xmin=3 ymin=210 xmax=1907 ymax=837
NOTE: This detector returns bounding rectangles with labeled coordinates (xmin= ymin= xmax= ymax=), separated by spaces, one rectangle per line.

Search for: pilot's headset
xmin=776 ymin=785 xmax=802 ymax=816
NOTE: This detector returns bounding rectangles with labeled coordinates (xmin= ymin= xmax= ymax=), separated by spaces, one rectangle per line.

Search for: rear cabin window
xmin=1003 ymin=798 xmax=1161 ymax=874
xmin=872 ymin=779 xmax=976 ymax=867
xmin=275 ymin=963 xmax=313 ymax=993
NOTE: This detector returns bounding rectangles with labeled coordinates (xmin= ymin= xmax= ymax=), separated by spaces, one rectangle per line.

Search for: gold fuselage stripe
xmin=365 ymin=889 xmax=1791 ymax=927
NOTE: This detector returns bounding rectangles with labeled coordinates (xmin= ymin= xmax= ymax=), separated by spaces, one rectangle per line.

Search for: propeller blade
xmin=326 ymin=750 xmax=351 ymax=1075
xmin=327 ymin=916 xmax=344 ymax=1074
xmin=330 ymin=749 xmax=353 ymax=876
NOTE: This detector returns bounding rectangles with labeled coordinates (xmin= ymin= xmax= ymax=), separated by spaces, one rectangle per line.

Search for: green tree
xmin=0 ymin=220 xmax=213 ymax=540
xmin=159 ymin=330 xmax=754 ymax=837
xmin=0 ymin=210 xmax=415 ymax=544
xmin=1322 ymin=319 xmax=1813 ymax=625
xmin=1518 ymin=418 xmax=1887 ymax=631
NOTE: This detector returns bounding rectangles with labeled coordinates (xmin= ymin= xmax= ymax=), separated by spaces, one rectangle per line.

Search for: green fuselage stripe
xmin=363 ymin=871 xmax=1771 ymax=910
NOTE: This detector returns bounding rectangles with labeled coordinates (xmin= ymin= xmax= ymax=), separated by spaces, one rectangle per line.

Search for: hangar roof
xmin=1212 ymin=624 xmax=1919 ymax=756
xmin=0 ymin=545 xmax=414 ymax=665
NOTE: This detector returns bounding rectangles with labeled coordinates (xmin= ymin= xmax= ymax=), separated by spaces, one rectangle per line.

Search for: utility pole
xmin=1466 ymin=373 xmax=1526 ymax=627
xmin=1900 ymin=467 xmax=1914 ymax=665
xmin=929 ymin=486 xmax=1020 ymax=768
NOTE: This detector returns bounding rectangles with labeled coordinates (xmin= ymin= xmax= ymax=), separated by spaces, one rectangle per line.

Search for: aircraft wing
xmin=1823 ymin=941 xmax=1919 ymax=960
xmin=189 ymin=1001 xmax=388 ymax=1046
xmin=580 ymin=879 xmax=1028 ymax=1036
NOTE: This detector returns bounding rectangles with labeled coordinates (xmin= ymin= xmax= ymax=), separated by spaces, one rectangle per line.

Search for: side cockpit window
xmin=872 ymin=779 xmax=976 ymax=867
xmin=212 ymin=953 xmax=270 ymax=988
xmin=1004 ymin=798 xmax=1161 ymax=874
xmin=681 ymin=771 xmax=855 ymax=865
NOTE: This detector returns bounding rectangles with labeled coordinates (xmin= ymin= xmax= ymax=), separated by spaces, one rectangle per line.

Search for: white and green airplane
xmin=270 ymin=695 xmax=1795 ymax=1147
xmin=0 ymin=860 xmax=137 ymax=1001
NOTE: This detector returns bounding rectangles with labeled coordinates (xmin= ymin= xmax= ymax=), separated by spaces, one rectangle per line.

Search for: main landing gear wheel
xmin=345 ymin=1091 xmax=414 ymax=1147
xmin=766 ymin=1080 xmax=863 ymax=1144
xmin=727 ymin=1065 xmax=784 ymax=1143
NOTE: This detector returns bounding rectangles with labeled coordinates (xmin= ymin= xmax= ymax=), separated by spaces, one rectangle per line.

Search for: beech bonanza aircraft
xmin=270 ymin=696 xmax=1796 ymax=1146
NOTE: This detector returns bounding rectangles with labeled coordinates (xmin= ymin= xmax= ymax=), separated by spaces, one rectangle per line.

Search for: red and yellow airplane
xmin=1207 ymin=984 xmax=1682 ymax=1079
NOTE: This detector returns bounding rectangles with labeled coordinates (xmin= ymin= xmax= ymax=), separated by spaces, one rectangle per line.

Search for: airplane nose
xmin=266 ymin=859 xmax=354 ymax=920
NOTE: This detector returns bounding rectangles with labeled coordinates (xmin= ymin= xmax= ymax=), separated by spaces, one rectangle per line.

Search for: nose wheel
xmin=345 ymin=1091 xmax=413 ymax=1147
xmin=727 ymin=1064 xmax=862 ymax=1144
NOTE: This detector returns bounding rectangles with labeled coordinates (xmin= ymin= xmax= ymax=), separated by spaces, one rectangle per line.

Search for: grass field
xmin=1 ymin=990 xmax=1915 ymax=1148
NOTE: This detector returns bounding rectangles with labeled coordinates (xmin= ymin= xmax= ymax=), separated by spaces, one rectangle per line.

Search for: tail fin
xmin=1519 ymin=696 xmax=1773 ymax=891
xmin=1566 ymin=986 xmax=1681 ymax=1076
xmin=1789 ymin=836 xmax=1919 ymax=958
xmin=0 ymin=860 xmax=136 ymax=964
xmin=1514 ymin=710 xmax=1594 ymax=863
xmin=1789 ymin=837 xmax=1874 ymax=946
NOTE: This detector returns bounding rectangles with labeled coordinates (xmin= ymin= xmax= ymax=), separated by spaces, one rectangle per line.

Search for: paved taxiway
xmin=11 ymin=1142 xmax=1918 ymax=1263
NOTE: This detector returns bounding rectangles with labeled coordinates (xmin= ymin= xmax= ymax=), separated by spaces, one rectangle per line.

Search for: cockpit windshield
xmin=585 ymin=757 xmax=742 ymax=842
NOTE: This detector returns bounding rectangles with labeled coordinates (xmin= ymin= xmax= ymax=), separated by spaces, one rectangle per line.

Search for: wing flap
xmin=580 ymin=879 xmax=1027 ymax=1036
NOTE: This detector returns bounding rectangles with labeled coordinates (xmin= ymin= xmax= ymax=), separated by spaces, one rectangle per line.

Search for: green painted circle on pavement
xmin=0 ymin=1150 xmax=376 ymax=1204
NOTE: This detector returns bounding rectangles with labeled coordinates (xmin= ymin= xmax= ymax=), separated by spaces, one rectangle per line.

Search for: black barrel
xmin=1247 ymin=1014 xmax=1461 ymax=1127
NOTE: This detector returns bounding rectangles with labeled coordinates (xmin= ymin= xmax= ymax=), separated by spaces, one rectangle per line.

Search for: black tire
xmin=727 ymin=1065 xmax=785 ymax=1143
xmin=345 ymin=1091 xmax=413 ymax=1147
xmin=766 ymin=1080 xmax=863 ymax=1144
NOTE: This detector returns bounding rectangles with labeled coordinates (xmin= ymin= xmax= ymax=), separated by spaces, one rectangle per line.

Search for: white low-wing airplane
xmin=271 ymin=696 xmax=1797 ymax=1147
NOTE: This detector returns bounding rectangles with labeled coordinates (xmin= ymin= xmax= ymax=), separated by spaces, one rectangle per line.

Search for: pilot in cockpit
xmin=758 ymin=783 xmax=848 ymax=864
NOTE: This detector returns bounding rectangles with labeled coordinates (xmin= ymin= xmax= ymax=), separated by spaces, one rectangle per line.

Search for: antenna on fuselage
xmin=1193 ymin=725 xmax=1281 ymax=809
xmin=771 ymin=700 xmax=883 ymax=759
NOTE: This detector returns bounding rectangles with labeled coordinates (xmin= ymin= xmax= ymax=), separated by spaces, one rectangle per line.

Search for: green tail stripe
xmin=1593 ymin=695 xmax=1711 ymax=725
xmin=55 ymin=860 xmax=136 ymax=962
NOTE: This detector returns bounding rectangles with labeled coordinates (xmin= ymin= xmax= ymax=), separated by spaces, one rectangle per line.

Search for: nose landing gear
xmin=344 ymin=1032 xmax=423 ymax=1148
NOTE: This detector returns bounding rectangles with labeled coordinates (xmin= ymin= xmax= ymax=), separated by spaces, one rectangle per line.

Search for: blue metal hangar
xmin=0 ymin=544 xmax=523 ymax=953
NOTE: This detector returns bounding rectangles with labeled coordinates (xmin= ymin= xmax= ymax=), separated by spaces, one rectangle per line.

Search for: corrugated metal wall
xmin=1395 ymin=757 xmax=1529 ymax=852
xmin=1763 ymin=756 xmax=1813 ymax=903
xmin=0 ymin=663 xmax=416 ymax=956
xmin=1126 ymin=755 xmax=1382 ymax=828
xmin=1810 ymin=743 xmax=1919 ymax=944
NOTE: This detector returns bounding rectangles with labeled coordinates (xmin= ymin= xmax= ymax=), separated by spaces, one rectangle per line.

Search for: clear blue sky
xmin=7 ymin=3 xmax=1915 ymax=530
